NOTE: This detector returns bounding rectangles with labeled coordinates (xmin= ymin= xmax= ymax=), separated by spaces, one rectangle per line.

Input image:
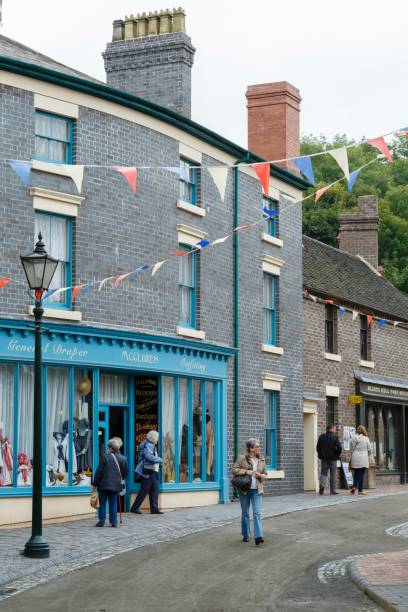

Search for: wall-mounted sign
xmin=343 ymin=426 xmax=356 ymax=450
xmin=348 ymin=395 xmax=363 ymax=405
xmin=360 ymin=382 xmax=408 ymax=403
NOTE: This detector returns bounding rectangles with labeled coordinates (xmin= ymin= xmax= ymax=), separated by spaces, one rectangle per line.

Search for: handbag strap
xmin=110 ymin=452 xmax=122 ymax=479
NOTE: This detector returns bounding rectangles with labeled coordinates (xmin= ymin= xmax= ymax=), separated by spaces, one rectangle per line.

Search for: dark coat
xmin=92 ymin=451 xmax=128 ymax=493
xmin=316 ymin=432 xmax=342 ymax=461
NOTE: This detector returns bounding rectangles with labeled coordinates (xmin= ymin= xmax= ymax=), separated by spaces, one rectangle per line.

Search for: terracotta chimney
xmin=246 ymin=81 xmax=301 ymax=171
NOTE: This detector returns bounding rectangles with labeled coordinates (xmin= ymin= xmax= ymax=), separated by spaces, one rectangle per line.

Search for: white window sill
xmin=176 ymin=326 xmax=205 ymax=340
xmin=261 ymin=233 xmax=283 ymax=248
xmin=324 ymin=352 xmax=342 ymax=362
xmin=176 ymin=199 xmax=206 ymax=217
xmin=262 ymin=344 xmax=284 ymax=355
xmin=266 ymin=470 xmax=285 ymax=479
xmin=359 ymin=359 xmax=375 ymax=369
xmin=27 ymin=306 xmax=82 ymax=322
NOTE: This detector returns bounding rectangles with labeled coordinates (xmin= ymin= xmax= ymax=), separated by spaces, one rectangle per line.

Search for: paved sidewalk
xmin=349 ymin=550 xmax=408 ymax=611
xmin=0 ymin=487 xmax=406 ymax=602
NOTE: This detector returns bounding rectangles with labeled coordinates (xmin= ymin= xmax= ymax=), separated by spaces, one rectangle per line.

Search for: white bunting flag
xmin=99 ymin=276 xmax=114 ymax=291
xmin=309 ymin=294 xmax=317 ymax=303
xmin=60 ymin=165 xmax=85 ymax=193
xmin=352 ymin=310 xmax=359 ymax=321
xmin=152 ymin=260 xmax=166 ymax=276
xmin=394 ymin=321 xmax=399 ymax=327
xmin=211 ymin=235 xmax=230 ymax=246
xmin=208 ymin=167 xmax=228 ymax=202
xmin=328 ymin=147 xmax=349 ymax=180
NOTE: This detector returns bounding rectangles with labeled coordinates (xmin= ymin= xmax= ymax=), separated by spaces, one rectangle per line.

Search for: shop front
xmin=355 ymin=371 xmax=408 ymax=485
xmin=0 ymin=319 xmax=233 ymax=525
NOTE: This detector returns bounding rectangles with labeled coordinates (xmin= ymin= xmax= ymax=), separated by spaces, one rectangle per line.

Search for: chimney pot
xmin=112 ymin=19 xmax=125 ymax=41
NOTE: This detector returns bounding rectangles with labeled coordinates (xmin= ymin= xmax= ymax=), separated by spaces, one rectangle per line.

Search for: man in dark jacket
xmin=316 ymin=425 xmax=342 ymax=495
xmin=92 ymin=438 xmax=128 ymax=527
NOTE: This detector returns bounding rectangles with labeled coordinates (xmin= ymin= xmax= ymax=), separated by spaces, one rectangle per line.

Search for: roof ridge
xmin=302 ymin=234 xmax=369 ymax=266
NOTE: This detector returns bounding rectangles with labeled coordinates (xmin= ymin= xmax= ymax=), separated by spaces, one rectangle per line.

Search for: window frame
xmin=360 ymin=314 xmax=369 ymax=360
xmin=326 ymin=397 xmax=336 ymax=428
xmin=325 ymin=304 xmax=336 ymax=353
xmin=179 ymin=157 xmax=197 ymax=205
xmin=34 ymin=110 xmax=73 ymax=165
xmin=263 ymin=273 xmax=277 ymax=345
xmin=35 ymin=211 xmax=72 ymax=310
xmin=265 ymin=391 xmax=278 ymax=469
xmin=178 ymin=246 xmax=196 ymax=329
xmin=263 ymin=196 xmax=278 ymax=238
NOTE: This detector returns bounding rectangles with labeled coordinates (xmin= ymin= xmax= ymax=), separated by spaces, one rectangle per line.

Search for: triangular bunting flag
xmin=367 ymin=315 xmax=373 ymax=327
xmin=114 ymin=272 xmax=131 ymax=287
xmin=328 ymin=147 xmax=349 ymax=180
xmin=347 ymin=169 xmax=361 ymax=192
xmin=0 ymin=277 xmax=11 ymax=289
xmin=61 ymin=165 xmax=85 ymax=193
xmin=152 ymin=261 xmax=166 ymax=276
xmin=339 ymin=306 xmax=346 ymax=316
xmin=252 ymin=163 xmax=270 ymax=196
xmin=367 ymin=137 xmax=393 ymax=162
xmin=315 ymin=186 xmax=330 ymax=202
xmin=263 ymin=207 xmax=279 ymax=217
xmin=6 ymin=160 xmax=32 ymax=187
xmin=114 ymin=166 xmax=137 ymax=193
xmin=98 ymin=276 xmax=115 ymax=291
xmin=378 ymin=318 xmax=386 ymax=327
xmin=208 ymin=167 xmax=228 ymax=202
xmin=352 ymin=310 xmax=359 ymax=321
xmin=394 ymin=321 xmax=399 ymax=327
xmin=309 ymin=294 xmax=317 ymax=303
xmin=234 ymin=224 xmax=256 ymax=232
xmin=167 ymin=250 xmax=186 ymax=257
xmin=195 ymin=240 xmax=210 ymax=249
xmin=72 ymin=284 xmax=85 ymax=302
xmin=324 ymin=299 xmax=334 ymax=304
xmin=293 ymin=157 xmax=315 ymax=186
xmin=81 ymin=283 xmax=93 ymax=297
xmin=211 ymin=236 xmax=230 ymax=246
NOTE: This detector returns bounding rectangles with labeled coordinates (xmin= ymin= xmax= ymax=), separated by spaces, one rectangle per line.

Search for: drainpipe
xmin=233 ymin=154 xmax=251 ymax=462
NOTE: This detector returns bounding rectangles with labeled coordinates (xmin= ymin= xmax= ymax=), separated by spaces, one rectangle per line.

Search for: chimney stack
xmin=338 ymin=196 xmax=379 ymax=269
xmin=103 ymin=7 xmax=195 ymax=118
xmin=246 ymin=81 xmax=301 ymax=170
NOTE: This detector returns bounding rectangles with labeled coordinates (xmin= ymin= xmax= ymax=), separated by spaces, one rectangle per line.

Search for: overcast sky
xmin=3 ymin=1 xmax=407 ymax=148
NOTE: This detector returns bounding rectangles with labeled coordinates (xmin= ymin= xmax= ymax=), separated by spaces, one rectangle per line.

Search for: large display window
xmin=366 ymin=403 xmax=401 ymax=471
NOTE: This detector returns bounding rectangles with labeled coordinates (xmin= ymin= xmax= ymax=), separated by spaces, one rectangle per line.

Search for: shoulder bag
xmin=231 ymin=474 xmax=251 ymax=492
xmin=111 ymin=453 xmax=126 ymax=496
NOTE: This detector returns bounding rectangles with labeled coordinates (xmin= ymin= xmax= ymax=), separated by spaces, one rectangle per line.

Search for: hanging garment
xmin=53 ymin=432 xmax=67 ymax=480
xmin=206 ymin=420 xmax=215 ymax=477
xmin=17 ymin=452 xmax=32 ymax=486
xmin=74 ymin=419 xmax=92 ymax=473
xmin=0 ymin=438 xmax=13 ymax=486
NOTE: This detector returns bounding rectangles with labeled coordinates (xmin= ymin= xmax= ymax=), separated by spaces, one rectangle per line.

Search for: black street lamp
xmin=20 ymin=233 xmax=59 ymax=559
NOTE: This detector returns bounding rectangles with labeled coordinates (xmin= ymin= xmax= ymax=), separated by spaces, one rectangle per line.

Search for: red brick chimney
xmin=246 ymin=81 xmax=301 ymax=170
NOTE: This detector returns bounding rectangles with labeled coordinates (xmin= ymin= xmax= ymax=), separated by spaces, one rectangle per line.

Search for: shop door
xmin=97 ymin=405 xmax=129 ymax=510
xmin=303 ymin=408 xmax=318 ymax=491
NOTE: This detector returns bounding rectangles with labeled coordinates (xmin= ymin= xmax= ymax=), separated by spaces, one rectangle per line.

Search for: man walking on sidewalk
xmin=316 ymin=425 xmax=342 ymax=495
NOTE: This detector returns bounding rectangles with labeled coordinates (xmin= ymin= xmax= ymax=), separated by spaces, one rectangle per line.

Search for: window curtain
xmin=205 ymin=382 xmax=215 ymax=479
xmin=34 ymin=215 xmax=68 ymax=299
xmin=46 ymin=368 xmax=69 ymax=484
xmin=18 ymin=365 xmax=34 ymax=486
xmin=0 ymin=365 xmax=14 ymax=486
xmin=178 ymin=379 xmax=189 ymax=481
xmin=179 ymin=254 xmax=193 ymax=325
xmin=99 ymin=374 xmax=129 ymax=404
xmin=162 ymin=377 xmax=175 ymax=483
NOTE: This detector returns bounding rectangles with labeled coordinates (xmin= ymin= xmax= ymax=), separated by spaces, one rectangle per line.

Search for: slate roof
xmin=0 ymin=34 xmax=102 ymax=83
xmin=303 ymin=235 xmax=408 ymax=322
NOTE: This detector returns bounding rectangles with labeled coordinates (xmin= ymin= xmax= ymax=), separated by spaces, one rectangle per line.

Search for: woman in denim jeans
xmin=232 ymin=438 xmax=268 ymax=545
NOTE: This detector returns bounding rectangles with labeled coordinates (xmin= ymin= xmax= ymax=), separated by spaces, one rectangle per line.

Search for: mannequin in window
xmin=206 ymin=412 xmax=214 ymax=479
xmin=73 ymin=405 xmax=92 ymax=474
xmin=0 ymin=422 xmax=13 ymax=486
xmin=193 ymin=406 xmax=202 ymax=479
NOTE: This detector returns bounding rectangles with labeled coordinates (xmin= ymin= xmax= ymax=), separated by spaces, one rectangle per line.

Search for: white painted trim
xmin=28 ymin=306 xmax=82 ymax=321
xmin=359 ymin=359 xmax=375 ymax=369
xmin=176 ymin=199 xmax=206 ymax=217
xmin=179 ymin=142 xmax=202 ymax=164
xmin=176 ymin=326 xmax=206 ymax=340
xmin=261 ymin=344 xmax=284 ymax=355
xmin=266 ymin=470 xmax=285 ymax=479
xmin=261 ymin=233 xmax=283 ymax=248
xmin=263 ymin=379 xmax=281 ymax=391
xmin=261 ymin=254 xmax=284 ymax=276
xmin=303 ymin=403 xmax=317 ymax=414
xmin=32 ymin=159 xmax=72 ymax=178
xmin=176 ymin=223 xmax=207 ymax=246
xmin=34 ymin=93 xmax=79 ymax=118
xmin=30 ymin=187 xmax=84 ymax=217
xmin=262 ymin=372 xmax=284 ymax=382
xmin=324 ymin=352 xmax=342 ymax=362
xmin=326 ymin=385 xmax=340 ymax=398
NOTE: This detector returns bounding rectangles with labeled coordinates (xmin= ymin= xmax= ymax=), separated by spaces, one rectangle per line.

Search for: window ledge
xmin=176 ymin=199 xmax=206 ymax=217
xmin=262 ymin=344 xmax=284 ymax=355
xmin=27 ymin=306 xmax=82 ymax=322
xmin=30 ymin=187 xmax=84 ymax=217
xmin=261 ymin=233 xmax=283 ymax=248
xmin=324 ymin=352 xmax=342 ymax=362
xmin=359 ymin=359 xmax=375 ymax=369
xmin=176 ymin=326 xmax=205 ymax=340
xmin=266 ymin=470 xmax=285 ymax=479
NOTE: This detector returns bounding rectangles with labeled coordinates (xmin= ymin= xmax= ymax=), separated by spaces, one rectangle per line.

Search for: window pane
xmin=0 ymin=365 xmax=14 ymax=487
xmin=162 ymin=377 xmax=175 ymax=483
xmin=179 ymin=253 xmax=193 ymax=286
xmin=35 ymin=114 xmax=52 ymax=137
xmin=35 ymin=214 xmax=50 ymax=248
xmin=50 ymin=116 xmax=69 ymax=140
xmin=73 ymin=370 xmax=93 ymax=485
xmin=193 ymin=380 xmax=202 ymax=481
xmin=46 ymin=367 xmax=70 ymax=486
xmin=180 ymin=286 xmax=191 ymax=325
xmin=263 ymin=309 xmax=272 ymax=342
xmin=48 ymin=140 xmax=67 ymax=163
xmin=49 ymin=216 xmax=68 ymax=261
xmin=205 ymin=382 xmax=215 ymax=481
xmin=178 ymin=379 xmax=189 ymax=482
xmin=134 ymin=376 xmax=158 ymax=484
xmin=99 ymin=374 xmax=129 ymax=403
xmin=263 ymin=274 xmax=273 ymax=308
xmin=18 ymin=365 xmax=34 ymax=487
xmin=35 ymin=136 xmax=49 ymax=159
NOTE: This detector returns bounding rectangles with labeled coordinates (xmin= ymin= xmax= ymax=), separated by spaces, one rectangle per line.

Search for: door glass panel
xmin=100 ymin=373 xmax=129 ymax=403
xmin=134 ymin=377 xmax=158 ymax=483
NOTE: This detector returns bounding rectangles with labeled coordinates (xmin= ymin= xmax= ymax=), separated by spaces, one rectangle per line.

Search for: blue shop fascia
xmin=0 ymin=318 xmax=234 ymax=517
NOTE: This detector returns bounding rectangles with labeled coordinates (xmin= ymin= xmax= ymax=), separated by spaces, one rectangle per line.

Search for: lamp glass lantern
xmin=20 ymin=233 xmax=59 ymax=294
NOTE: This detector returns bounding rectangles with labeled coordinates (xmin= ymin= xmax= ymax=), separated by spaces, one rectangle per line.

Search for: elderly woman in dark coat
xmin=92 ymin=438 xmax=128 ymax=527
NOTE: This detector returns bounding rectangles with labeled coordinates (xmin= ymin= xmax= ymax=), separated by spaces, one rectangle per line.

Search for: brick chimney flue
xmin=246 ymin=81 xmax=301 ymax=170
xmin=338 ymin=195 xmax=379 ymax=269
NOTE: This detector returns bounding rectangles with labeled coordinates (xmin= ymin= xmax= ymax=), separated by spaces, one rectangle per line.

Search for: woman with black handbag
xmin=231 ymin=438 xmax=268 ymax=545
xmin=131 ymin=430 xmax=163 ymax=515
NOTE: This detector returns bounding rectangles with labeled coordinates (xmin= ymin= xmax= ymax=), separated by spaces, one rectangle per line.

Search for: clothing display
xmin=162 ymin=432 xmax=175 ymax=483
xmin=206 ymin=417 xmax=214 ymax=477
xmin=0 ymin=424 xmax=13 ymax=487
xmin=17 ymin=452 xmax=32 ymax=486
xmin=52 ymin=430 xmax=78 ymax=483
xmin=74 ymin=418 xmax=92 ymax=473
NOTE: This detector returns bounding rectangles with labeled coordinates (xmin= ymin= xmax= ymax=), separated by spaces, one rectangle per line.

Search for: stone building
xmin=303 ymin=196 xmax=408 ymax=490
xmin=0 ymin=8 xmax=308 ymax=525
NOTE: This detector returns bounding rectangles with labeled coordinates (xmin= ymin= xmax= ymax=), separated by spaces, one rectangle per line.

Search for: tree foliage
xmin=301 ymin=134 xmax=408 ymax=293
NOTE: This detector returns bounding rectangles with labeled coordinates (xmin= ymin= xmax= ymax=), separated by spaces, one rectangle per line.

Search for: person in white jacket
xmin=350 ymin=425 xmax=372 ymax=495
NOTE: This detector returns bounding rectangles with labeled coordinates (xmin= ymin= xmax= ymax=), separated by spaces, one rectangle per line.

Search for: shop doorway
xmin=303 ymin=407 xmax=318 ymax=491
xmin=97 ymin=404 xmax=129 ymax=509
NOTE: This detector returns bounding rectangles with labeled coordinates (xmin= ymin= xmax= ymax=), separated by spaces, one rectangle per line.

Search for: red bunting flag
xmin=167 ymin=250 xmax=186 ymax=257
xmin=315 ymin=186 xmax=330 ymax=201
xmin=324 ymin=299 xmax=334 ymax=304
xmin=72 ymin=284 xmax=85 ymax=302
xmin=0 ymin=277 xmax=11 ymax=289
xmin=252 ymin=163 xmax=270 ymax=197
xmin=234 ymin=224 xmax=256 ymax=232
xmin=367 ymin=137 xmax=393 ymax=163
xmin=367 ymin=315 xmax=374 ymax=327
xmin=114 ymin=273 xmax=131 ymax=287
xmin=114 ymin=166 xmax=137 ymax=192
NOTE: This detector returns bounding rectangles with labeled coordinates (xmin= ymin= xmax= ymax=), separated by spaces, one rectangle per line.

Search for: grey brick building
xmin=303 ymin=196 xmax=408 ymax=491
xmin=0 ymin=8 xmax=308 ymax=525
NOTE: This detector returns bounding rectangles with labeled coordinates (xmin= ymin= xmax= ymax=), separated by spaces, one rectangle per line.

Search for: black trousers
xmin=132 ymin=472 xmax=159 ymax=512
xmin=353 ymin=467 xmax=366 ymax=492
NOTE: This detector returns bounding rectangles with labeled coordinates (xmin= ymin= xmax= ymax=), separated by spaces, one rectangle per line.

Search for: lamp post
xmin=20 ymin=233 xmax=59 ymax=559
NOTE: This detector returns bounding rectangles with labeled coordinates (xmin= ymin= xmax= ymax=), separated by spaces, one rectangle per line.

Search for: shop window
xmin=367 ymin=404 xmax=399 ymax=471
xmin=179 ymin=157 xmax=197 ymax=204
xmin=193 ymin=380 xmax=202 ymax=480
xmin=35 ymin=111 xmax=73 ymax=164
xmin=263 ymin=196 xmax=278 ymax=237
xmin=325 ymin=305 xmax=337 ymax=353
xmin=0 ymin=365 xmax=15 ymax=487
xmin=264 ymin=391 xmax=278 ymax=468
xmin=179 ymin=248 xmax=196 ymax=328
xmin=18 ymin=365 xmax=34 ymax=487
xmin=162 ymin=377 xmax=176 ymax=483
xmin=46 ymin=367 xmax=70 ymax=487
xmin=99 ymin=373 xmax=129 ymax=404
xmin=326 ymin=397 xmax=336 ymax=428
xmin=73 ymin=370 xmax=93 ymax=485
xmin=360 ymin=315 xmax=369 ymax=360
xmin=178 ymin=378 xmax=189 ymax=482
xmin=35 ymin=212 xmax=72 ymax=309
xmin=205 ymin=382 xmax=215 ymax=481
xmin=263 ymin=273 xmax=277 ymax=345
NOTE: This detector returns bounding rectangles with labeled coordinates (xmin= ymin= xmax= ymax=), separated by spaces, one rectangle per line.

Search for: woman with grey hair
xmin=92 ymin=438 xmax=128 ymax=527
xmin=231 ymin=438 xmax=268 ymax=545
xmin=131 ymin=430 xmax=163 ymax=514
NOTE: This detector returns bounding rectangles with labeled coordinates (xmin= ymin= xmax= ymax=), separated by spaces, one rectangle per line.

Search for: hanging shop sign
xmin=359 ymin=382 xmax=408 ymax=403
xmin=347 ymin=395 xmax=363 ymax=405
